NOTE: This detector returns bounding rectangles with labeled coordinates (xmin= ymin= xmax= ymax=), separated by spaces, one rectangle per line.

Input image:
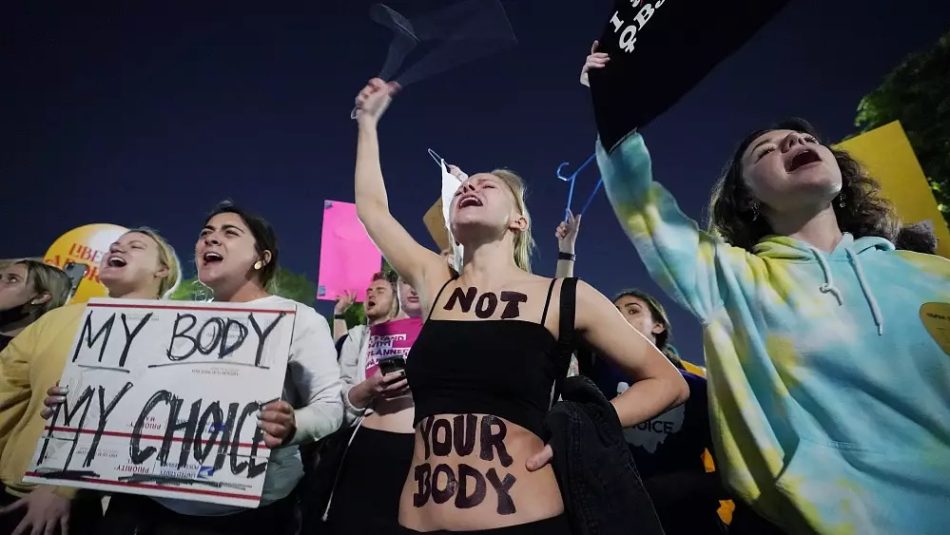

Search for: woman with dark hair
xmin=56 ymin=203 xmax=344 ymax=535
xmin=555 ymin=219 xmax=725 ymax=535
xmin=0 ymin=260 xmax=71 ymax=351
xmin=586 ymin=51 xmax=950 ymax=533
xmin=353 ymin=78 xmax=687 ymax=534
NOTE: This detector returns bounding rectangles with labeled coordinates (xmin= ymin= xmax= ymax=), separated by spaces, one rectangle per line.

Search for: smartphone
xmin=63 ymin=262 xmax=88 ymax=298
xmin=378 ymin=356 xmax=407 ymax=376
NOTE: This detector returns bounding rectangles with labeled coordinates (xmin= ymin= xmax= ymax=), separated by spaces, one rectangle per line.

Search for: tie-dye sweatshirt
xmin=598 ymin=132 xmax=950 ymax=535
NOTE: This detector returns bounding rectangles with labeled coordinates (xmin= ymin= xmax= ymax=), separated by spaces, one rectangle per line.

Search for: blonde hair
xmin=13 ymin=260 xmax=71 ymax=317
xmin=125 ymin=227 xmax=181 ymax=298
xmin=491 ymin=169 xmax=535 ymax=272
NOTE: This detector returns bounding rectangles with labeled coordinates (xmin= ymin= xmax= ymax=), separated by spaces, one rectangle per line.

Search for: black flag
xmin=590 ymin=0 xmax=791 ymax=151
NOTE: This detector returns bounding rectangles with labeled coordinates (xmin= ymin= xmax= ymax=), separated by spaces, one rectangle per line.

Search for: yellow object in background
xmin=44 ymin=223 xmax=128 ymax=303
xmin=836 ymin=121 xmax=950 ymax=258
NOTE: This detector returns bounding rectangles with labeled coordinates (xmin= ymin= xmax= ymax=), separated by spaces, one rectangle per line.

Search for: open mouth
xmin=366 ymin=299 xmax=377 ymax=309
xmin=457 ymin=194 xmax=483 ymax=209
xmin=786 ymin=149 xmax=821 ymax=172
xmin=202 ymin=251 xmax=223 ymax=264
xmin=106 ymin=256 xmax=127 ymax=268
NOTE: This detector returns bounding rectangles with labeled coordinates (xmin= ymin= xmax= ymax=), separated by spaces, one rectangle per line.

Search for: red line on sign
xmin=24 ymin=472 xmax=260 ymax=501
xmin=42 ymin=426 xmax=269 ymax=451
xmin=86 ymin=302 xmax=296 ymax=314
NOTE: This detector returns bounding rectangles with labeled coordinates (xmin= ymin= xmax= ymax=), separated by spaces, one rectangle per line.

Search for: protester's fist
xmin=580 ymin=40 xmax=610 ymax=87
xmin=354 ymin=78 xmax=401 ymax=126
xmin=334 ymin=290 xmax=356 ymax=315
xmin=555 ymin=210 xmax=582 ymax=254
xmin=257 ymin=400 xmax=296 ymax=448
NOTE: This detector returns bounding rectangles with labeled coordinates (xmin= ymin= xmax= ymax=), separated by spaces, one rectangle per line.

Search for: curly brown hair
xmin=708 ymin=118 xmax=900 ymax=250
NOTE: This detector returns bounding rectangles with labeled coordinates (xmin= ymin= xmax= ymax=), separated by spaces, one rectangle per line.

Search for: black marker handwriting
xmin=443 ymin=288 xmax=529 ymax=319
xmin=413 ymin=415 xmax=518 ymax=513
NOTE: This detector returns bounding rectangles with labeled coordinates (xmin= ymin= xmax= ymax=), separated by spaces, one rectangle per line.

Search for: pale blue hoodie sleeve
xmin=597 ymin=133 xmax=750 ymax=324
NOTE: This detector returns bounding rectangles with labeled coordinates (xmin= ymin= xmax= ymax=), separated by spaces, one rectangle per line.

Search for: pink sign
xmin=317 ymin=200 xmax=382 ymax=302
xmin=365 ymin=317 xmax=423 ymax=377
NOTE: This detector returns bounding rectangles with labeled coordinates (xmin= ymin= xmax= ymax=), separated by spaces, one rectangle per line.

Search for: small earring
xmin=750 ymin=201 xmax=760 ymax=221
xmin=254 ymin=261 xmax=263 ymax=270
xmin=837 ymin=194 xmax=846 ymax=208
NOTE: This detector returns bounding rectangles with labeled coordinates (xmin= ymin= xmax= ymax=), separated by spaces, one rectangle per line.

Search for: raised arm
xmin=332 ymin=291 xmax=355 ymax=342
xmin=598 ymin=134 xmax=752 ymax=321
xmin=584 ymin=47 xmax=750 ymax=322
xmin=554 ymin=210 xmax=581 ymax=278
xmin=575 ymin=280 xmax=688 ymax=427
xmin=354 ymin=79 xmax=445 ymax=292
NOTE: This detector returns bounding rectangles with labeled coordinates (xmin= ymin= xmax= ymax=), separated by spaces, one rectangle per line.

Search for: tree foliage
xmin=168 ymin=267 xmax=318 ymax=305
xmin=855 ymin=30 xmax=950 ymax=224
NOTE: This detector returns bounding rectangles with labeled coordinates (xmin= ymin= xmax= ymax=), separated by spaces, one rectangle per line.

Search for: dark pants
xmin=0 ymin=486 xmax=102 ymax=534
xmin=321 ymin=428 xmax=414 ymax=535
xmin=96 ymin=492 xmax=299 ymax=535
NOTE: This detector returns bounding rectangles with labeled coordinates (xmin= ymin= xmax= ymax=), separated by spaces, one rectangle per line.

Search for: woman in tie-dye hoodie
xmin=594 ymin=113 xmax=950 ymax=534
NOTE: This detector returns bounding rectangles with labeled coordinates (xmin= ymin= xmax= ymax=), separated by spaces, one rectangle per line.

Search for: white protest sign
xmin=23 ymin=298 xmax=296 ymax=508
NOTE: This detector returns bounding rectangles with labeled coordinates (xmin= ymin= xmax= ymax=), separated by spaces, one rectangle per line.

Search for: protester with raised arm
xmin=43 ymin=204 xmax=342 ymax=534
xmin=353 ymin=77 xmax=687 ymax=534
xmin=586 ymin=44 xmax=950 ymax=535
xmin=322 ymin=276 xmax=424 ymax=535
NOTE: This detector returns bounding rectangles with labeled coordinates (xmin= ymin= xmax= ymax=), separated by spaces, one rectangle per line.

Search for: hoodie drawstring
xmin=813 ymin=251 xmax=844 ymax=306
xmin=846 ymin=248 xmax=884 ymax=336
xmin=811 ymin=247 xmax=884 ymax=336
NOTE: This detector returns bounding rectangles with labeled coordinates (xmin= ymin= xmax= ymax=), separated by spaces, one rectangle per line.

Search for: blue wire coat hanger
xmin=555 ymin=152 xmax=597 ymax=221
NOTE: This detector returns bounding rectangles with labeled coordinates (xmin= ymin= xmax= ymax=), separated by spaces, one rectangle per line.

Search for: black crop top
xmin=406 ymin=277 xmax=577 ymax=437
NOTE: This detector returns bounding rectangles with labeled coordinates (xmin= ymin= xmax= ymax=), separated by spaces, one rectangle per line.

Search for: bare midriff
xmin=362 ymin=394 xmax=415 ymax=433
xmin=398 ymin=413 xmax=563 ymax=532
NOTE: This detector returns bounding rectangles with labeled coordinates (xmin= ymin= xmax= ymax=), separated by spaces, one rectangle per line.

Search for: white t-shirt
xmin=157 ymin=295 xmax=343 ymax=515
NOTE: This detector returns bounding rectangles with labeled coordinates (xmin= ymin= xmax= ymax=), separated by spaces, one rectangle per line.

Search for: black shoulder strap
xmin=539 ymin=278 xmax=558 ymax=325
xmin=553 ymin=278 xmax=578 ymax=401
xmin=426 ymin=276 xmax=457 ymax=321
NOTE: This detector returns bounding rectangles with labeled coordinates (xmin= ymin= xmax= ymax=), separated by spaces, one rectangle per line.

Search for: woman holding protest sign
xmin=352 ymin=77 xmax=687 ymax=534
xmin=584 ymin=48 xmax=950 ymax=534
xmin=71 ymin=202 xmax=341 ymax=534
xmin=43 ymin=203 xmax=343 ymax=534
xmin=0 ymin=228 xmax=180 ymax=535
xmin=0 ymin=259 xmax=72 ymax=352
xmin=320 ymin=275 xmax=425 ymax=534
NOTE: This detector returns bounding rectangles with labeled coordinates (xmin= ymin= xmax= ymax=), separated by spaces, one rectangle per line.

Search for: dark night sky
xmin=3 ymin=1 xmax=948 ymax=362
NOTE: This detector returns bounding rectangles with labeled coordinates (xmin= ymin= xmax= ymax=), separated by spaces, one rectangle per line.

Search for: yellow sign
xmin=920 ymin=302 xmax=950 ymax=356
xmin=836 ymin=121 xmax=950 ymax=258
xmin=44 ymin=224 xmax=128 ymax=303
